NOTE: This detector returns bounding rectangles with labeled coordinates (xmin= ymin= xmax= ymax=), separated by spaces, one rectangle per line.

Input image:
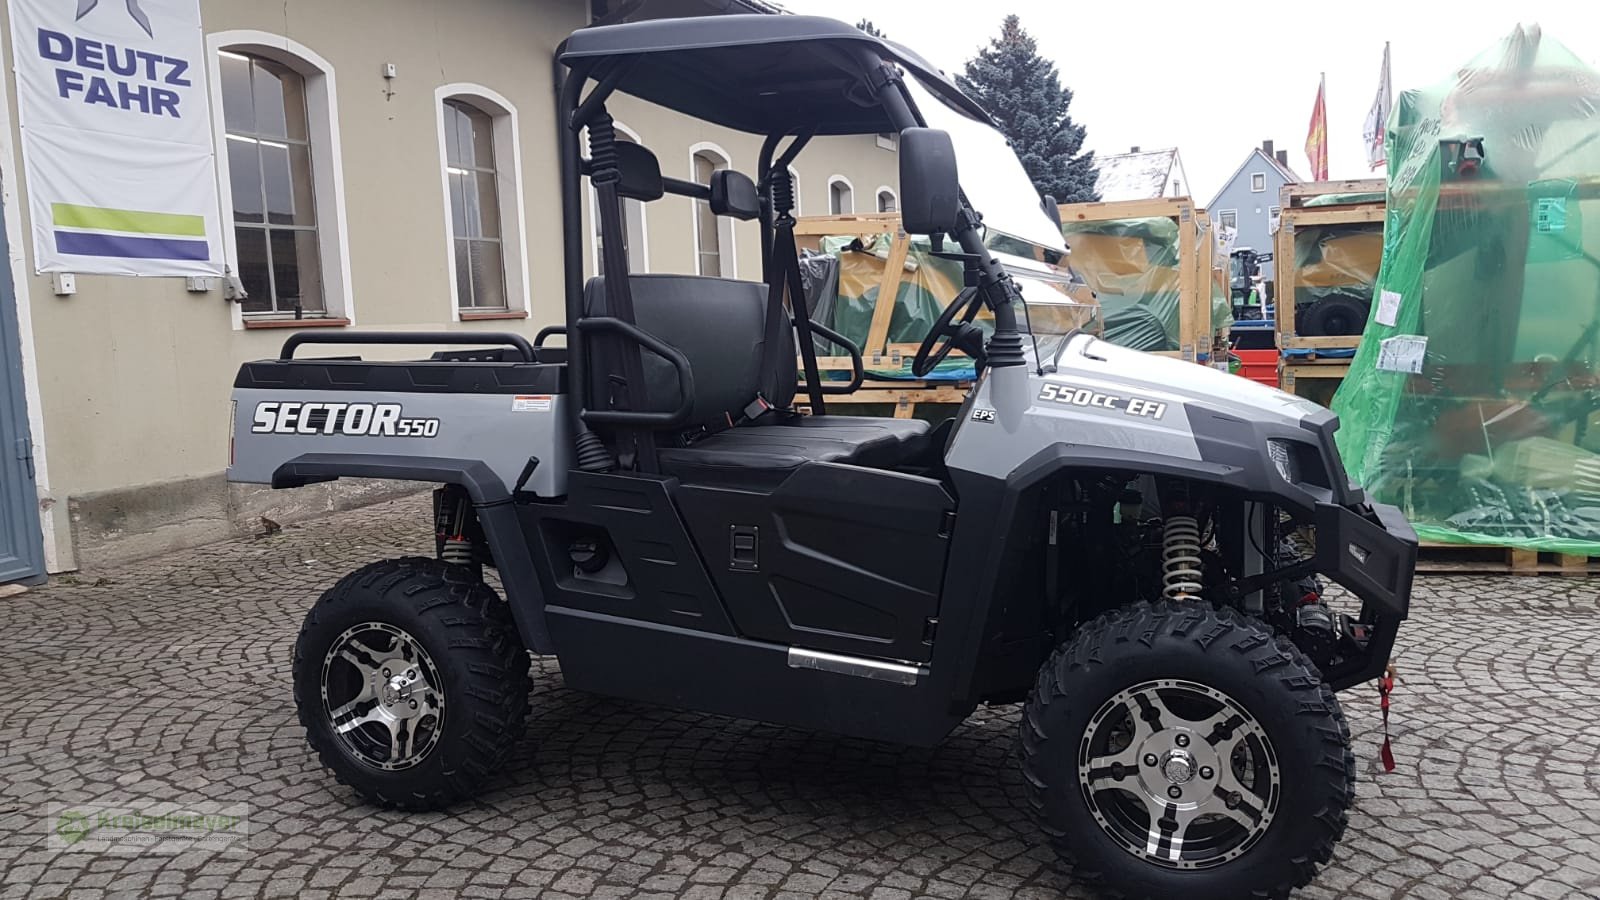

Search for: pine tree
xmin=958 ymin=15 xmax=1099 ymax=203
xmin=855 ymin=19 xmax=886 ymax=39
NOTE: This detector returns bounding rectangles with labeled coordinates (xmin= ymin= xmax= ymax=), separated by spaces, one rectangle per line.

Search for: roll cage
xmin=555 ymin=15 xmax=1029 ymax=474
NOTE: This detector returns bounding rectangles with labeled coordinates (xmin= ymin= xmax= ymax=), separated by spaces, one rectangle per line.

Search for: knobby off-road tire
xmin=1020 ymin=601 xmax=1355 ymax=900
xmin=292 ymin=557 xmax=530 ymax=810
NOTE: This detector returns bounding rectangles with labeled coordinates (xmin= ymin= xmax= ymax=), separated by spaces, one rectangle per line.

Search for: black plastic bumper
xmin=1313 ymin=499 xmax=1416 ymax=690
xmin=1314 ymin=500 xmax=1415 ymax=617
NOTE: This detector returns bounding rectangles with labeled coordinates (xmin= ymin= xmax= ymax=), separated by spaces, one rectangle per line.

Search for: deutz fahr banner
xmin=9 ymin=0 xmax=223 ymax=276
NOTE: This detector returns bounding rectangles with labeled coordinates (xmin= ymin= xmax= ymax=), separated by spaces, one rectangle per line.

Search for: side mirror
xmin=898 ymin=128 xmax=960 ymax=235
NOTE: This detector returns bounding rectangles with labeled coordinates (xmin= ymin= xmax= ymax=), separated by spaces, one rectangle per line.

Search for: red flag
xmin=1306 ymin=74 xmax=1329 ymax=181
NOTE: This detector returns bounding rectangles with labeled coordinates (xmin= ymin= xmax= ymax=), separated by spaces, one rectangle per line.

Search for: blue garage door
xmin=0 ymin=197 xmax=43 ymax=585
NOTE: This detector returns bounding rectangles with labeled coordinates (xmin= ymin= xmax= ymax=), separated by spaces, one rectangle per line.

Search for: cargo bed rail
xmin=278 ymin=331 xmax=538 ymax=362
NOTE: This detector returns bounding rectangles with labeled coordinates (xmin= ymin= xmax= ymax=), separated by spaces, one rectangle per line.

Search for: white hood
xmin=1052 ymin=333 xmax=1325 ymax=424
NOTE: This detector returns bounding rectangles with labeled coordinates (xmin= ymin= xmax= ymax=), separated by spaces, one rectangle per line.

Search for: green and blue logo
xmin=54 ymin=810 xmax=94 ymax=845
xmin=51 ymin=202 xmax=208 ymax=261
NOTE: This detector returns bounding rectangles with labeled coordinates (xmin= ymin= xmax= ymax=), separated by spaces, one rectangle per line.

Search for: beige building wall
xmin=0 ymin=0 xmax=904 ymax=569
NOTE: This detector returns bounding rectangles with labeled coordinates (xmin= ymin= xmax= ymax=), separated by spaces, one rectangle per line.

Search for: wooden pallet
xmin=1415 ymin=542 xmax=1598 ymax=576
xmin=1274 ymin=181 xmax=1385 ymax=355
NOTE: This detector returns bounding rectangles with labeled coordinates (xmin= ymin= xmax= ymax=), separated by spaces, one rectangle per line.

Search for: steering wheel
xmin=912 ymin=287 xmax=987 ymax=377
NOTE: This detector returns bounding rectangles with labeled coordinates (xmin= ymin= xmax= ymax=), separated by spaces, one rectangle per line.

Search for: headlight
xmin=1267 ymin=440 xmax=1299 ymax=484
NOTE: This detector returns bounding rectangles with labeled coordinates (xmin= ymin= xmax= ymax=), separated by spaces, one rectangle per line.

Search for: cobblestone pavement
xmin=2 ymin=494 xmax=1599 ymax=900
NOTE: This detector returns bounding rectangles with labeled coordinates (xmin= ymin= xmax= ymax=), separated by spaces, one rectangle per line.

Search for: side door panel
xmin=523 ymin=471 xmax=740 ymax=635
xmin=675 ymin=463 xmax=953 ymax=662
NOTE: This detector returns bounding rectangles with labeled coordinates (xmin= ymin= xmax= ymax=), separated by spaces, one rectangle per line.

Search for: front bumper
xmin=1313 ymin=499 xmax=1416 ymax=690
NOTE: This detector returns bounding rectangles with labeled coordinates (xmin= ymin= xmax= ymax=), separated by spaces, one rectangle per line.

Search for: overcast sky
xmin=775 ymin=0 xmax=1600 ymax=204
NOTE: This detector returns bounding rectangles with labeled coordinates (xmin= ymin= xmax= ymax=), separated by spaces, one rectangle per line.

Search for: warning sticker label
xmin=512 ymin=395 xmax=552 ymax=412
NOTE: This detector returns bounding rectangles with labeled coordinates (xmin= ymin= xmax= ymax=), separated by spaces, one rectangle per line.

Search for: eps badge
xmin=971 ymin=407 xmax=997 ymax=423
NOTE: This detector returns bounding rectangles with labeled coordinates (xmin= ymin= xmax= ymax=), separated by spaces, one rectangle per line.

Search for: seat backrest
xmin=585 ymin=275 xmax=796 ymax=430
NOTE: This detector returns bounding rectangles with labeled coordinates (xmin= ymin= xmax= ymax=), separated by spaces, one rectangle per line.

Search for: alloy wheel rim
xmin=1077 ymin=679 xmax=1280 ymax=869
xmin=320 ymin=622 xmax=446 ymax=771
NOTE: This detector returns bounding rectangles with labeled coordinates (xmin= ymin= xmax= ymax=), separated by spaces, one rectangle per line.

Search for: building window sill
xmin=243 ymin=317 xmax=351 ymax=330
xmin=459 ymin=309 xmax=528 ymax=321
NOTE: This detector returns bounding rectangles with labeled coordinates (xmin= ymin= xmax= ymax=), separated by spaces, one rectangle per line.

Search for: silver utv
xmin=229 ymin=16 xmax=1415 ymax=900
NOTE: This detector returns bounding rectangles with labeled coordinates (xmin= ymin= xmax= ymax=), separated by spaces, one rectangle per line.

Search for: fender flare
xmin=1003 ymin=429 xmax=1339 ymax=515
xmin=271 ymin=453 xmax=554 ymax=654
xmin=1005 ymin=443 xmax=1251 ymax=497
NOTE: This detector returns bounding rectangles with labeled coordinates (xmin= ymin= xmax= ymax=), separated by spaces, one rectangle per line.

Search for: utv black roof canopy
xmin=558 ymin=15 xmax=993 ymax=136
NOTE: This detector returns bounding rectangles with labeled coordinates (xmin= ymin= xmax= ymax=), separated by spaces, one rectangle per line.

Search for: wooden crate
xmin=794 ymin=213 xmax=1094 ymax=369
xmin=1278 ymin=360 xmax=1349 ymax=407
xmin=1416 ymin=542 xmax=1598 ymax=576
xmin=1282 ymin=179 xmax=1386 ymax=207
xmin=792 ymin=213 xmax=1092 ymax=417
xmin=1058 ymin=197 xmax=1216 ymax=363
xmin=792 ymin=213 xmax=914 ymax=376
xmin=1275 ymin=180 xmax=1386 ymax=354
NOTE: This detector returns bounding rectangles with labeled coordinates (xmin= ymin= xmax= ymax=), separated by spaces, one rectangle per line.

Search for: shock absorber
xmin=434 ymin=487 xmax=475 ymax=567
xmin=440 ymin=535 xmax=474 ymax=566
xmin=1161 ymin=515 xmax=1204 ymax=600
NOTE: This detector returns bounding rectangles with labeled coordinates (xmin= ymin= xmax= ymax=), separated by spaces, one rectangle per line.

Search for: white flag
xmin=7 ymin=0 xmax=223 ymax=275
xmin=1364 ymin=42 xmax=1392 ymax=171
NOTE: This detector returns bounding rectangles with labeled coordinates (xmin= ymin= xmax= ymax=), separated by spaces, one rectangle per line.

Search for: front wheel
xmin=292 ymin=557 xmax=530 ymax=810
xmin=1020 ymin=601 xmax=1354 ymax=899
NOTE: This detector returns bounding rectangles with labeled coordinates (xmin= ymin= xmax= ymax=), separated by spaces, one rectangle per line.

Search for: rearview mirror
xmin=899 ymin=128 xmax=960 ymax=235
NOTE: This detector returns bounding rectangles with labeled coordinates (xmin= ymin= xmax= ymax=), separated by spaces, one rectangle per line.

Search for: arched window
xmin=442 ymin=100 xmax=506 ymax=310
xmin=691 ymin=145 xmax=733 ymax=276
xmin=588 ymin=122 xmax=649 ymax=274
xmin=828 ymin=176 xmax=854 ymax=215
xmin=218 ymin=51 xmax=322 ymax=317
xmin=876 ymin=187 xmax=898 ymax=214
xmin=209 ymin=32 xmax=351 ymax=325
xmin=434 ymin=87 xmax=530 ymax=318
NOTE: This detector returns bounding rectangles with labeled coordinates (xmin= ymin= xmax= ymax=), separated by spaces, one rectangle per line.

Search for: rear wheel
xmin=1297 ymin=295 xmax=1368 ymax=337
xmin=292 ymin=557 xmax=529 ymax=810
xmin=1020 ymin=601 xmax=1354 ymax=899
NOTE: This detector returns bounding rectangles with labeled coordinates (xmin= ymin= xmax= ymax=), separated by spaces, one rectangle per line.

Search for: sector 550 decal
xmin=250 ymin=402 xmax=440 ymax=437
xmin=1037 ymin=383 xmax=1168 ymax=419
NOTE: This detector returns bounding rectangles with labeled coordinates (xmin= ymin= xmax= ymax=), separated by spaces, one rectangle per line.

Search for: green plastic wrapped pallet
xmin=1331 ymin=24 xmax=1600 ymax=554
